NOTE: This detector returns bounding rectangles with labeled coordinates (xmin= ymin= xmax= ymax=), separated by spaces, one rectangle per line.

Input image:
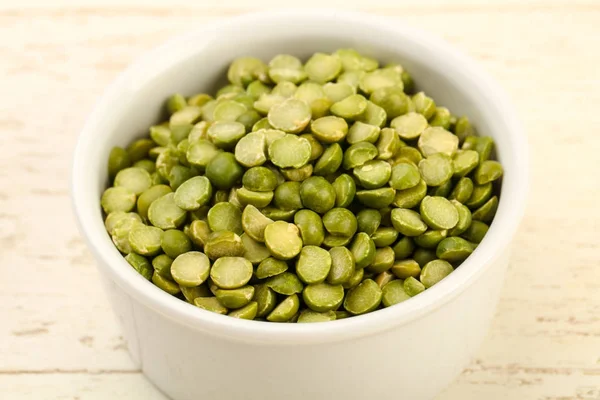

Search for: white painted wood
xmin=1 ymin=1 xmax=599 ymax=399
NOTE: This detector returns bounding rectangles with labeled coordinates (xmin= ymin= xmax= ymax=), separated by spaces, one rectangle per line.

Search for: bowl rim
xmin=71 ymin=9 xmax=528 ymax=345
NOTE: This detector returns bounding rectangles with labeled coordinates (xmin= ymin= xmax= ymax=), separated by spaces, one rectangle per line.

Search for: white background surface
xmin=1 ymin=0 xmax=599 ymax=399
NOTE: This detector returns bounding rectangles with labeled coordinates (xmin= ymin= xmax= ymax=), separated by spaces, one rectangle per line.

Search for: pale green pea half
xmin=473 ymin=136 xmax=495 ymax=161
xmin=350 ymin=232 xmax=376 ymax=269
xmin=323 ymin=208 xmax=357 ymax=237
xmin=300 ymin=133 xmax=325 ymax=161
xmin=418 ymin=127 xmax=459 ymax=157
xmin=207 ymin=202 xmax=243 ymax=235
xmin=337 ymin=70 xmax=365 ymax=89
xmin=371 ymin=227 xmax=399 ymax=247
xmin=213 ymin=100 xmax=247 ymax=122
xmin=242 ymin=166 xmax=277 ymax=192
xmin=229 ymin=301 xmax=258 ymax=320
xmin=436 ymin=237 xmax=475 ymax=262
xmin=392 ymin=146 xmax=422 ymax=166
xmin=343 ymin=142 xmax=378 ymax=170
xmin=391 ymin=112 xmax=428 ymax=140
xmin=188 ymin=93 xmax=213 ymax=108
xmin=370 ymin=86 xmax=409 ymax=119
xmin=234 ymin=131 xmax=267 ymax=168
xmin=237 ymin=110 xmax=261 ymax=132
xmin=128 ymin=225 xmax=163 ymax=256
xmin=108 ymin=146 xmax=131 ymax=179
xmin=472 ymin=196 xmax=499 ymax=222
xmin=334 ymin=310 xmax=352 ymax=320
xmin=253 ymin=93 xmax=287 ymax=115
xmin=264 ymin=221 xmax=303 ymax=260
xmin=374 ymin=270 xmax=395 ymax=288
xmin=186 ymin=140 xmax=219 ymax=168
xmin=105 ymin=212 xmax=141 ymax=236
xmin=299 ymin=176 xmax=336 ymax=214
xmin=210 ymin=256 xmax=253 ymax=289
xmin=296 ymin=245 xmax=332 ymax=284
xmin=272 ymin=181 xmax=302 ymax=211
xmin=253 ymin=284 xmax=277 ymax=317
xmin=271 ymin=81 xmax=298 ymax=98
xmin=247 ymin=80 xmax=271 ymax=98
xmin=391 ymin=208 xmax=428 ymax=237
xmin=342 ymin=267 xmax=364 ymax=290
xmin=344 ymin=279 xmax=382 ymax=315
xmin=241 ymin=233 xmax=271 ymax=265
xmin=358 ymin=101 xmax=387 ymax=128
xmin=355 ymin=187 xmax=396 ymax=209
xmin=403 ymin=276 xmax=425 ymax=297
xmin=256 ymin=257 xmax=288 ymax=279
xmin=172 ymin=176 xmax=212 ymax=211
xmin=461 ymin=220 xmax=489 ymax=244
xmin=376 ymin=128 xmax=401 ymax=160
xmin=205 ymin=152 xmax=243 ymax=190
xmin=152 ymin=254 xmax=174 ymax=280
xmin=304 ymin=53 xmax=342 ymax=83
xmin=390 ymin=163 xmax=420 ymax=190
xmin=332 ymin=174 xmax=356 ymax=208
xmin=323 ymin=82 xmax=355 ymax=103
xmin=382 ymin=280 xmax=411 ymax=307
xmin=180 ymin=283 xmax=211 ymax=304
xmin=281 ymin=164 xmax=313 ymax=182
xmin=268 ymin=54 xmax=306 ymax=84
xmin=127 ymin=138 xmax=155 ymax=163
xmin=429 ymin=107 xmax=452 ymax=130
xmin=237 ymin=188 xmax=273 ymax=209
xmin=294 ymin=82 xmax=327 ymax=106
xmin=152 ymin=271 xmax=181 ymax=295
xmin=465 ymin=182 xmax=493 ymax=209
xmin=327 ymin=246 xmax=355 ymax=285
xmin=125 ymin=253 xmax=153 ymax=280
xmin=133 ymin=159 xmax=155 ymax=174
xmin=149 ymin=125 xmax=171 ymax=147
xmin=359 ymin=68 xmax=402 ymax=94
xmin=356 ymin=209 xmax=381 ymax=236
xmin=227 ymin=57 xmax=268 ymax=86
xmin=368 ymin=246 xmax=395 ymax=273
xmin=330 ymin=94 xmax=368 ymax=119
xmin=267 ymin=294 xmax=300 ymax=322
xmin=414 ymin=229 xmax=448 ymax=249
xmin=392 ymin=236 xmax=415 ymax=260
xmin=303 ymin=282 xmax=344 ymax=312
xmin=268 ymin=134 xmax=311 ymax=169
xmin=207 ymin=121 xmax=246 ymax=150
xmin=418 ymin=153 xmax=453 ymax=187
xmin=266 ymin=271 xmax=304 ymax=295
xmin=147 ymin=193 xmax=187 ymax=230
xmin=449 ymin=177 xmax=474 ymax=204
xmin=267 ymin=98 xmax=311 ymax=133
xmin=215 ymin=285 xmax=255 ymax=309
xmin=353 ymin=160 xmax=391 ymax=189
xmin=114 ymin=167 xmax=152 ymax=196
xmin=392 ymin=179 xmax=427 ymax=208
xmin=448 ymin=200 xmax=472 ymax=236
xmin=334 ymin=48 xmax=378 ymax=72
xmin=194 ymin=297 xmax=228 ymax=315
xmin=203 ymin=231 xmax=244 ymax=260
xmin=420 ymin=196 xmax=459 ymax=230
xmin=412 ymin=92 xmax=436 ymax=120
xmin=313 ymin=143 xmax=343 ymax=176
xmin=294 ymin=209 xmax=325 ymax=246
xmin=474 ymin=160 xmax=503 ymax=185
xmin=347 ymin=121 xmax=381 ymax=144
xmin=311 ymin=116 xmax=349 ymax=143
xmin=298 ymin=310 xmax=337 ymax=323
xmin=322 ymin=234 xmax=353 ymax=248
xmin=420 ymin=259 xmax=454 ymax=288
xmin=391 ymin=259 xmax=421 ymax=279
xmin=452 ymin=150 xmax=480 ymax=178
xmin=242 ymin=204 xmax=274 ymax=242
xmin=170 ymin=251 xmax=211 ymax=287
xmin=260 ymin=207 xmax=296 ymax=222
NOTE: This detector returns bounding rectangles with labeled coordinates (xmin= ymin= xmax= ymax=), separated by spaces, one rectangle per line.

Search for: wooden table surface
xmin=2 ymin=1 xmax=599 ymax=399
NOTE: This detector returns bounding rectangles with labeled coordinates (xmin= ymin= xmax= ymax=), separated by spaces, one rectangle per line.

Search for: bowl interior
xmin=73 ymin=10 xmax=526 ymax=342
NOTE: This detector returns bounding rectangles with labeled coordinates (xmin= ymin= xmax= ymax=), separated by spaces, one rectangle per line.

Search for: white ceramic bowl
xmin=72 ymin=10 xmax=527 ymax=400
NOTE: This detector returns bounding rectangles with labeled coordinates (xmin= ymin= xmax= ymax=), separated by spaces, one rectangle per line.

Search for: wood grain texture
xmin=1 ymin=0 xmax=599 ymax=399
